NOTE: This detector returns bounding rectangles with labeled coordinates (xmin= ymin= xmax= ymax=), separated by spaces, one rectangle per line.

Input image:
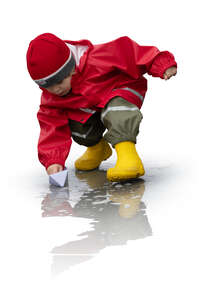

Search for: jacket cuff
xmin=148 ymin=51 xmax=177 ymax=79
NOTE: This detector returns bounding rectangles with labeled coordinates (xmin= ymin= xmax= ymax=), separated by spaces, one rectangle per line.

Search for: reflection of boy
xmin=41 ymin=187 xmax=73 ymax=217
xmin=26 ymin=33 xmax=177 ymax=182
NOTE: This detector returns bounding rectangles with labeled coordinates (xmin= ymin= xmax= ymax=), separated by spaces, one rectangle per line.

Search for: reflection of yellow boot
xmin=107 ymin=141 xmax=145 ymax=182
xmin=75 ymin=138 xmax=112 ymax=171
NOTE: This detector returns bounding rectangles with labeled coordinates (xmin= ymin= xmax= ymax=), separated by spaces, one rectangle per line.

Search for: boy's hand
xmin=163 ymin=66 xmax=177 ymax=80
xmin=47 ymin=164 xmax=63 ymax=175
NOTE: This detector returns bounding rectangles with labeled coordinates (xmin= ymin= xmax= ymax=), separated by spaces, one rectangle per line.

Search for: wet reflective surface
xmin=5 ymin=158 xmax=208 ymax=300
xmin=41 ymin=169 xmax=152 ymax=276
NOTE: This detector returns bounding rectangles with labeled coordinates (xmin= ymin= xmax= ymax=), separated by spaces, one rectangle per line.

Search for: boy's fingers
xmin=164 ymin=67 xmax=177 ymax=79
xmin=170 ymin=70 xmax=177 ymax=76
xmin=47 ymin=164 xmax=63 ymax=175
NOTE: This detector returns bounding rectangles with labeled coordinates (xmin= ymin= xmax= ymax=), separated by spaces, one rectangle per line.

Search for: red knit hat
xmin=26 ymin=33 xmax=75 ymax=88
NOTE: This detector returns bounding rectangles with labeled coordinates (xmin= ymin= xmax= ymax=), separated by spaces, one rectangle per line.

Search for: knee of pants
xmin=101 ymin=97 xmax=143 ymax=146
xmin=68 ymin=113 xmax=106 ymax=147
xmin=101 ymin=96 xmax=143 ymax=124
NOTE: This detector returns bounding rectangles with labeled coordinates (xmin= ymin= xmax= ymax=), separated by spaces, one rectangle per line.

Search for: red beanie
xmin=26 ymin=33 xmax=75 ymax=88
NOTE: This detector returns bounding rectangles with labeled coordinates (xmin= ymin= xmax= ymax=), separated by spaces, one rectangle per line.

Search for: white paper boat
xmin=49 ymin=168 xmax=68 ymax=187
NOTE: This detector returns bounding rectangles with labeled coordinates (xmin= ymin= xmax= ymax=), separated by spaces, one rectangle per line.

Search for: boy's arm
xmin=125 ymin=36 xmax=177 ymax=79
xmin=37 ymin=106 xmax=72 ymax=172
xmin=91 ymin=36 xmax=177 ymax=80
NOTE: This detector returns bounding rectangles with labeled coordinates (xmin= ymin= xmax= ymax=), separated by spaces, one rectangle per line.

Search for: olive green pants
xmin=68 ymin=96 xmax=143 ymax=147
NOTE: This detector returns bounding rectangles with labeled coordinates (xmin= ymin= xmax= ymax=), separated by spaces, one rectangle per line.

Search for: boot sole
xmin=107 ymin=169 xmax=145 ymax=182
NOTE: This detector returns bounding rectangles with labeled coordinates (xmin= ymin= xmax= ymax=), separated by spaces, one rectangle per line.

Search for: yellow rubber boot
xmin=75 ymin=138 xmax=112 ymax=171
xmin=107 ymin=141 xmax=145 ymax=182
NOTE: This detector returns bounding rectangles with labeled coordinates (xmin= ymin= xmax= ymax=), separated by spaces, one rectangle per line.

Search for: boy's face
xmin=44 ymin=69 xmax=75 ymax=97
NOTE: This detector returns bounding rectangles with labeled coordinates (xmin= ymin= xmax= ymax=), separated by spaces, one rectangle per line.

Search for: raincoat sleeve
xmin=146 ymin=50 xmax=177 ymax=79
xmin=37 ymin=105 xmax=72 ymax=170
xmin=91 ymin=36 xmax=177 ymax=79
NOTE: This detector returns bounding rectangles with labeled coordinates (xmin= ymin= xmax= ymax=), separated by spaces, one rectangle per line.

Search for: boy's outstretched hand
xmin=47 ymin=164 xmax=63 ymax=175
xmin=163 ymin=66 xmax=177 ymax=80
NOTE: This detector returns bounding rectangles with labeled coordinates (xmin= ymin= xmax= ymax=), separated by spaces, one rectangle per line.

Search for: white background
xmin=1 ymin=0 xmax=208 ymax=299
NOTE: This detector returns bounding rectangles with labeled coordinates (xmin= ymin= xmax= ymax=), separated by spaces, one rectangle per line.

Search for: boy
xmin=26 ymin=33 xmax=177 ymax=182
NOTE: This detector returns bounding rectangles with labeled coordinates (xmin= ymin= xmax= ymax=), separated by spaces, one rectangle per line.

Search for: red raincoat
xmin=37 ymin=36 xmax=177 ymax=169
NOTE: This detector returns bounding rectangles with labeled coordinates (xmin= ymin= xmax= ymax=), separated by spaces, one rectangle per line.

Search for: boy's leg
xmin=68 ymin=112 xmax=112 ymax=170
xmin=101 ymin=96 xmax=145 ymax=181
xmin=68 ymin=112 xmax=105 ymax=146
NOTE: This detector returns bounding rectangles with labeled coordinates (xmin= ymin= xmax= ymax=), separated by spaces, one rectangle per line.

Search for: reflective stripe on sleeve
xmin=80 ymin=108 xmax=96 ymax=114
